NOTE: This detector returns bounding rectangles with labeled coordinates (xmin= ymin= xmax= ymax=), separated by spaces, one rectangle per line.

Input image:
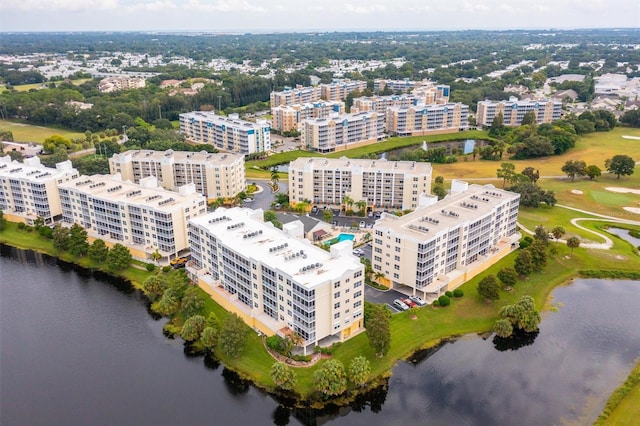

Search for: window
xmin=334 ymin=291 xmax=340 ymax=298
xmin=334 ymin=312 xmax=340 ymax=319
xmin=334 ymin=302 xmax=340 ymax=309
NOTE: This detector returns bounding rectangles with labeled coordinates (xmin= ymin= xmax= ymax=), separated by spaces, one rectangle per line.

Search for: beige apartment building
xmin=374 ymin=79 xmax=450 ymax=101
xmin=300 ymin=111 xmax=384 ymax=153
xmin=372 ymin=181 xmax=520 ymax=298
xmin=187 ymin=207 xmax=365 ymax=349
xmin=57 ymin=174 xmax=207 ymax=260
xmin=289 ymin=157 xmax=432 ymax=211
xmin=386 ymin=103 xmax=470 ymax=136
xmin=476 ymin=97 xmax=562 ymax=128
xmin=270 ymin=85 xmax=321 ymax=107
xmin=271 ymin=101 xmax=345 ymax=133
xmin=0 ymin=156 xmax=79 ymax=224
xmin=109 ymin=149 xmax=246 ymax=200
xmin=97 ymin=76 xmax=146 ymax=93
xmin=179 ymin=111 xmax=271 ymax=155
xmin=319 ymin=79 xmax=367 ymax=101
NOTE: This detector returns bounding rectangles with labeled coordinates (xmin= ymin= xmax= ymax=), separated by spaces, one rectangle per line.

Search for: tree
xmin=271 ymin=362 xmax=297 ymax=391
xmin=514 ymin=249 xmax=534 ymax=276
xmin=322 ymin=209 xmax=333 ymax=223
xmin=494 ymin=318 xmax=514 ymax=338
xmin=341 ymin=195 xmax=354 ymax=212
xmin=67 ymin=223 xmax=89 ymax=257
xmin=566 ymin=236 xmax=581 ymax=255
xmin=42 ymin=134 xmax=72 ymax=154
xmin=521 ymin=111 xmax=537 ymax=126
xmin=150 ymin=248 xmax=162 ymax=264
xmin=219 ymin=313 xmax=248 ymax=358
xmin=154 ymin=287 xmax=180 ymax=316
xmin=142 ymin=275 xmax=168 ymax=301
xmin=366 ymin=303 xmax=391 ymax=357
xmin=181 ymin=314 xmax=206 ymax=341
xmin=88 ymin=239 xmax=109 ymax=263
xmin=620 ymin=109 xmax=640 ymax=127
xmin=507 ymin=182 xmax=556 ymax=208
xmin=270 ymin=167 xmax=280 ymax=189
xmin=313 ymin=359 xmax=347 ymax=396
xmin=496 ymin=162 xmax=516 ymax=188
xmin=533 ymin=225 xmax=550 ymax=246
xmin=497 ymin=296 xmax=542 ymax=337
xmin=561 ymin=160 xmax=586 ymax=181
xmin=52 ymin=223 xmax=70 ymax=251
xmin=348 ymin=356 xmax=371 ymax=387
xmin=477 ymin=275 xmax=500 ymax=301
xmin=585 ymin=165 xmax=601 ymax=180
xmin=521 ymin=167 xmax=540 ymax=183
xmin=355 ymin=200 xmax=367 ymax=216
xmin=181 ymin=287 xmax=205 ymax=318
xmin=497 ymin=268 xmax=518 ymax=288
xmin=529 ymin=240 xmax=548 ymax=271
xmin=0 ymin=210 xmax=6 ymax=231
xmin=105 ymin=243 xmax=132 ymax=272
xmin=605 ymin=155 xmax=635 ymax=179
xmin=488 ymin=112 xmax=506 ymax=138
xmin=200 ymin=326 xmax=219 ymax=352
xmin=551 ymin=226 xmax=566 ymax=242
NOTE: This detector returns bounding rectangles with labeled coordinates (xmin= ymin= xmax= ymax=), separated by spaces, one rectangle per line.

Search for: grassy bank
xmin=0 ymin=119 xmax=84 ymax=143
xmin=596 ymin=360 xmax=640 ymax=426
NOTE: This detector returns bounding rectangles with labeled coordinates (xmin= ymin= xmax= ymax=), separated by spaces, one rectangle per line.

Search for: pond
xmin=379 ymin=139 xmax=489 ymax=160
xmin=2 ymin=245 xmax=639 ymax=425
xmin=606 ymin=227 xmax=640 ymax=248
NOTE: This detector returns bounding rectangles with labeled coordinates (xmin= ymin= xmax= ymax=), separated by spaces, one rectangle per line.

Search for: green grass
xmin=597 ymin=361 xmax=640 ymax=426
xmin=518 ymin=205 xmax=606 ymax=243
xmin=1 ymin=79 xmax=91 ymax=92
xmin=0 ymin=119 xmax=84 ymax=143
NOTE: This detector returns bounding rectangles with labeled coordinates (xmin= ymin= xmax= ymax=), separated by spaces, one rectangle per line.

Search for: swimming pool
xmin=327 ymin=233 xmax=355 ymax=245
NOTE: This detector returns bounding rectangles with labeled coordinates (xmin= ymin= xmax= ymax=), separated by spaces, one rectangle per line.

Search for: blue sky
xmin=1 ymin=0 xmax=638 ymax=32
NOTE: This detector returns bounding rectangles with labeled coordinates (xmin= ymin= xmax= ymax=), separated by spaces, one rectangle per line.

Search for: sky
xmin=0 ymin=0 xmax=639 ymax=32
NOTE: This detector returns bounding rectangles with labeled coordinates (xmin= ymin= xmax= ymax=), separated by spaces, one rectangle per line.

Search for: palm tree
xmin=342 ymin=195 xmax=354 ymax=212
xmin=355 ymin=200 xmax=367 ymax=216
xmin=551 ymin=226 xmax=565 ymax=243
xmin=566 ymin=237 xmax=580 ymax=256
xmin=150 ymin=248 xmax=162 ymax=264
xmin=374 ymin=272 xmax=385 ymax=283
xmin=270 ymin=167 xmax=280 ymax=190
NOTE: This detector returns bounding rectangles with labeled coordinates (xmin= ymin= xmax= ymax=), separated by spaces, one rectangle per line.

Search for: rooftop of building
xmin=375 ymin=183 xmax=519 ymax=239
xmin=478 ymin=97 xmax=561 ymax=105
xmin=190 ymin=207 xmax=362 ymax=289
xmin=0 ymin=157 xmax=76 ymax=182
xmin=289 ymin=156 xmax=432 ymax=175
xmin=386 ymin=102 xmax=468 ymax=112
xmin=301 ymin=110 xmax=378 ymax=124
xmin=180 ymin=111 xmax=268 ymax=127
xmin=271 ymin=100 xmax=344 ymax=110
xmin=111 ymin=149 xmax=244 ymax=165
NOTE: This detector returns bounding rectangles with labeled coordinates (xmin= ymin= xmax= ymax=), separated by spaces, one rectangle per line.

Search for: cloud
xmin=183 ymin=0 xmax=266 ymax=13
xmin=344 ymin=3 xmax=388 ymax=14
xmin=126 ymin=0 xmax=177 ymax=12
xmin=2 ymin=0 xmax=119 ymax=11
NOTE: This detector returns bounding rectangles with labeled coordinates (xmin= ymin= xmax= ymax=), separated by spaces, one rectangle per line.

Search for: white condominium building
xmin=300 ymin=111 xmax=384 ymax=153
xmin=476 ymin=97 xmax=562 ymax=128
xmin=319 ymin=79 xmax=367 ymax=101
xmin=109 ymin=149 xmax=246 ymax=200
xmin=58 ymin=174 xmax=207 ymax=260
xmin=386 ymin=103 xmax=469 ymax=136
xmin=187 ymin=207 xmax=365 ymax=348
xmin=373 ymin=79 xmax=450 ymax=103
xmin=270 ymin=85 xmax=321 ymax=108
xmin=351 ymin=94 xmax=422 ymax=116
xmin=0 ymin=156 xmax=79 ymax=224
xmin=289 ymin=157 xmax=432 ymax=211
xmin=179 ymin=111 xmax=271 ymax=155
xmin=372 ymin=181 xmax=520 ymax=297
xmin=271 ymin=101 xmax=345 ymax=133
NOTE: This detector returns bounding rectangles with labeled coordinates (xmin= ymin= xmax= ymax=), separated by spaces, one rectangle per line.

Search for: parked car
xmin=393 ymin=299 xmax=410 ymax=311
xmin=402 ymin=298 xmax=417 ymax=308
xmin=170 ymin=256 xmax=188 ymax=268
xmin=312 ymin=206 xmax=318 ymax=213
xmin=409 ymin=295 xmax=427 ymax=306
xmin=374 ymin=212 xmax=382 ymax=219
xmin=368 ymin=211 xmax=374 ymax=218
xmin=352 ymin=248 xmax=364 ymax=256
xmin=359 ymin=220 xmax=366 ymax=228
xmin=243 ymin=198 xmax=253 ymax=203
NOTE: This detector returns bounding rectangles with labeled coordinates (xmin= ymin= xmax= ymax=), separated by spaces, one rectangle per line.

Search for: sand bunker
xmin=622 ymin=135 xmax=640 ymax=140
xmin=571 ymin=189 xmax=584 ymax=195
xmin=606 ymin=187 xmax=640 ymax=195
xmin=623 ymin=207 xmax=640 ymax=214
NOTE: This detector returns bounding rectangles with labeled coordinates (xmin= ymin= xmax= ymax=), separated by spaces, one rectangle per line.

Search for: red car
xmin=402 ymin=298 xmax=417 ymax=308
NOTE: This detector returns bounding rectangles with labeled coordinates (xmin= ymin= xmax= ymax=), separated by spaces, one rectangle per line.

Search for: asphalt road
xmin=246 ymin=180 xmax=288 ymax=212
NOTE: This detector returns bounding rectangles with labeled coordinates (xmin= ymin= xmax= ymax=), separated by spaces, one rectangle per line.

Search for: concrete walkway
xmin=517 ymin=204 xmax=640 ymax=250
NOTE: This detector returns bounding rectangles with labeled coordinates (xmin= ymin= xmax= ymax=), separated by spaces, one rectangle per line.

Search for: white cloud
xmin=183 ymin=0 xmax=266 ymax=13
xmin=2 ymin=0 xmax=119 ymax=11
xmin=126 ymin=0 xmax=177 ymax=12
xmin=344 ymin=3 xmax=388 ymax=14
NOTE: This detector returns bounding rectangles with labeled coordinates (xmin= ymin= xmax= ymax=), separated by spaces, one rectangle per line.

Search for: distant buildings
xmin=289 ymin=157 xmax=432 ymax=211
xmin=187 ymin=207 xmax=365 ymax=349
xmin=109 ymin=149 xmax=246 ymax=200
xmin=300 ymin=111 xmax=384 ymax=152
xmin=271 ymin=101 xmax=345 ymax=133
xmin=58 ymin=174 xmax=207 ymax=259
xmin=476 ymin=97 xmax=562 ymax=128
xmin=270 ymin=86 xmax=320 ymax=107
xmin=319 ymin=79 xmax=367 ymax=101
xmin=97 ymin=76 xmax=146 ymax=93
xmin=0 ymin=157 xmax=79 ymax=224
xmin=385 ymin=103 xmax=469 ymax=136
xmin=179 ymin=111 xmax=271 ymax=155
xmin=372 ymin=181 xmax=520 ymax=297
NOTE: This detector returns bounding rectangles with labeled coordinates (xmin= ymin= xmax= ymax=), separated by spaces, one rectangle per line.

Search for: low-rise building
xmin=372 ymin=181 xmax=520 ymax=298
xmin=289 ymin=157 xmax=432 ymax=211
xmin=97 ymin=76 xmax=146 ymax=93
xmin=300 ymin=111 xmax=384 ymax=152
xmin=179 ymin=111 xmax=271 ymax=155
xmin=187 ymin=207 xmax=365 ymax=349
xmin=57 ymin=174 xmax=207 ymax=260
xmin=0 ymin=156 xmax=79 ymax=224
xmin=271 ymin=101 xmax=345 ymax=133
xmin=476 ymin=97 xmax=562 ymax=128
xmin=386 ymin=103 xmax=469 ymax=136
xmin=109 ymin=149 xmax=245 ymax=200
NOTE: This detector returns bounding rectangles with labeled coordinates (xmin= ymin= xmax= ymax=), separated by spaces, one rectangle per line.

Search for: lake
xmin=1 ymin=244 xmax=639 ymax=425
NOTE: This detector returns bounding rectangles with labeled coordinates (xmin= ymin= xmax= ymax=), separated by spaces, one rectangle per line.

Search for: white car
xmin=409 ymin=295 xmax=427 ymax=306
xmin=352 ymin=248 xmax=364 ymax=256
xmin=359 ymin=221 xmax=366 ymax=228
xmin=393 ymin=299 xmax=410 ymax=311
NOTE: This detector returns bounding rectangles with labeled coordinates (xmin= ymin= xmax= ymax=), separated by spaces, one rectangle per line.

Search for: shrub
xmin=17 ymin=222 xmax=26 ymax=230
xmin=315 ymin=342 xmax=342 ymax=355
xmin=146 ymin=263 xmax=156 ymax=272
xmin=432 ymin=299 xmax=440 ymax=307
xmin=629 ymin=230 xmax=640 ymax=238
xmin=266 ymin=335 xmax=283 ymax=352
xmin=445 ymin=291 xmax=453 ymax=298
xmin=519 ymin=236 xmax=534 ymax=249
xmin=293 ymin=354 xmax=312 ymax=362
xmin=438 ymin=295 xmax=451 ymax=306
xmin=162 ymin=265 xmax=171 ymax=273
xmin=453 ymin=289 xmax=464 ymax=298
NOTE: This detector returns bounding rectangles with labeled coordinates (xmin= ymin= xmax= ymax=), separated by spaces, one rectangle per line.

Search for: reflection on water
xmin=606 ymin=227 xmax=640 ymax=247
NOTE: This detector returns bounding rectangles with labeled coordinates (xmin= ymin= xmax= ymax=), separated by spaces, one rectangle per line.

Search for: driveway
xmin=248 ymin=180 xmax=288 ymax=212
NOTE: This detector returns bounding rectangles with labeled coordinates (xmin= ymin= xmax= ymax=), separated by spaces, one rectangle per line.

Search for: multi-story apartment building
xmin=109 ymin=149 xmax=246 ymax=200
xmin=300 ymin=111 xmax=384 ymax=153
xmin=386 ymin=103 xmax=469 ymax=136
xmin=270 ymin=85 xmax=320 ymax=108
xmin=57 ymin=174 xmax=207 ymax=260
xmin=319 ymin=79 xmax=367 ymax=101
xmin=187 ymin=207 xmax=365 ymax=349
xmin=271 ymin=101 xmax=345 ymax=133
xmin=374 ymin=78 xmax=418 ymax=93
xmin=97 ymin=76 xmax=146 ymax=93
xmin=0 ymin=156 xmax=79 ymax=224
xmin=351 ymin=94 xmax=421 ymax=116
xmin=289 ymin=157 xmax=432 ymax=211
xmin=476 ymin=97 xmax=562 ymax=128
xmin=179 ymin=111 xmax=271 ymax=155
xmin=373 ymin=78 xmax=450 ymax=100
xmin=372 ymin=181 xmax=520 ymax=298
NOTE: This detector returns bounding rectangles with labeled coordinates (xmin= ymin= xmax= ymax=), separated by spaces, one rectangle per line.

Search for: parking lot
xmin=364 ymin=285 xmax=424 ymax=313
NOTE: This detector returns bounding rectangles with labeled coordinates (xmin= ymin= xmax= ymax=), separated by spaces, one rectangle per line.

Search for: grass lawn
xmin=1 ymin=79 xmax=91 ymax=92
xmin=598 ymin=361 xmax=640 ymax=426
xmin=518 ymin=205 xmax=607 ymax=243
xmin=0 ymin=119 xmax=84 ymax=143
